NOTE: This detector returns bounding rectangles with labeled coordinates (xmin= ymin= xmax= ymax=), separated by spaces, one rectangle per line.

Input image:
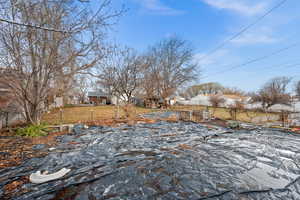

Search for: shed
xmin=88 ymin=91 xmax=109 ymax=105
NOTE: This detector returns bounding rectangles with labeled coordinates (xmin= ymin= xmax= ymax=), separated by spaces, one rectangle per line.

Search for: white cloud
xmin=232 ymin=33 xmax=277 ymax=45
xmin=231 ymin=27 xmax=279 ymax=45
xmin=202 ymin=0 xmax=269 ymax=16
xmin=134 ymin=0 xmax=184 ymax=15
xmin=194 ymin=49 xmax=243 ymax=75
xmin=194 ymin=49 xmax=240 ymax=69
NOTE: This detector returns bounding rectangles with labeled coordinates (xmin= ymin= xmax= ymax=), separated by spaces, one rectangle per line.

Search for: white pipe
xmin=29 ymin=168 xmax=71 ymax=184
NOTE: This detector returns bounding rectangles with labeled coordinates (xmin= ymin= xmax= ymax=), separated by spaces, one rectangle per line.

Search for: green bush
xmin=16 ymin=124 xmax=49 ymax=137
xmin=227 ymin=121 xmax=240 ymax=129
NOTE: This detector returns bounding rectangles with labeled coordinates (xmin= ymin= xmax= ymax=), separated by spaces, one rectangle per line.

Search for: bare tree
xmin=250 ymin=76 xmax=292 ymax=109
xmin=140 ymin=54 xmax=161 ymax=100
xmin=181 ymin=86 xmax=200 ymax=100
xmin=209 ymin=95 xmax=225 ymax=108
xmin=228 ymin=99 xmax=245 ymax=120
xmin=198 ymin=82 xmax=224 ymax=95
xmin=232 ymin=99 xmax=245 ymax=110
xmin=0 ymin=0 xmax=123 ymax=124
xmin=97 ymin=47 xmax=143 ymax=102
xmin=209 ymin=95 xmax=225 ymax=116
xmin=223 ymin=87 xmax=245 ymax=96
xmin=142 ymin=37 xmax=198 ymax=100
xmin=74 ymin=75 xmax=89 ymax=104
xmin=183 ymin=82 xmax=224 ymax=99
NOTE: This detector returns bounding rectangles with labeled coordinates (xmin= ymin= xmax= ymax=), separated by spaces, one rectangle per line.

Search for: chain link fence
xmin=0 ymin=111 xmax=24 ymax=129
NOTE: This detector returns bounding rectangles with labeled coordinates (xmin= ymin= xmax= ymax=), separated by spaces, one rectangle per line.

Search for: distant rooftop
xmin=88 ymin=91 xmax=108 ymax=97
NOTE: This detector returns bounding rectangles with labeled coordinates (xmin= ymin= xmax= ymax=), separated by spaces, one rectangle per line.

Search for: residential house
xmin=88 ymin=91 xmax=109 ymax=105
xmin=165 ymin=95 xmax=186 ymax=106
xmin=0 ymin=77 xmax=23 ymax=128
xmin=144 ymin=97 xmax=167 ymax=108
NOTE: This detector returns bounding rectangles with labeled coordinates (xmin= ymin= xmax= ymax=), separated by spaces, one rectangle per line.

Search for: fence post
xmin=280 ymin=111 xmax=289 ymax=128
xmin=234 ymin=108 xmax=237 ymax=121
xmin=5 ymin=112 xmax=8 ymax=128
xmin=117 ymin=104 xmax=120 ymax=119
xmin=115 ymin=98 xmax=120 ymax=120
xmin=281 ymin=111 xmax=284 ymax=127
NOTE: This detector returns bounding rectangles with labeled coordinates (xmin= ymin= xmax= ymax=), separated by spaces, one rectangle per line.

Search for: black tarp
xmin=1 ymin=117 xmax=300 ymax=199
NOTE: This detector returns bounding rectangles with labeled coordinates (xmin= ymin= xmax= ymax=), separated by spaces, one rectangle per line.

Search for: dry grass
xmin=170 ymin=105 xmax=280 ymax=123
xmin=42 ymin=105 xmax=158 ymax=125
xmin=42 ymin=104 xmax=281 ymax=125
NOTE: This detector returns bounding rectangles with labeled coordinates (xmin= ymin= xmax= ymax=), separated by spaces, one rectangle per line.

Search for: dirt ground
xmin=0 ymin=129 xmax=68 ymax=169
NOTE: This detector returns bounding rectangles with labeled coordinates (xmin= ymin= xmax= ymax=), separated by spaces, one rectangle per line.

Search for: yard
xmin=0 ymin=106 xmax=296 ymax=199
xmin=42 ymin=105 xmax=281 ymax=125
xmin=42 ymin=105 xmax=158 ymax=125
xmin=170 ymin=105 xmax=281 ymax=123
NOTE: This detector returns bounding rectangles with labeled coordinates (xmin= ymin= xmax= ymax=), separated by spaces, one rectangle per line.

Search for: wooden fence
xmin=176 ymin=110 xmax=211 ymax=122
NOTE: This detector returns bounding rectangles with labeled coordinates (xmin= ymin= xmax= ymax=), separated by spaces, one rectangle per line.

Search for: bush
xmin=227 ymin=121 xmax=240 ymax=129
xmin=16 ymin=124 xmax=49 ymax=137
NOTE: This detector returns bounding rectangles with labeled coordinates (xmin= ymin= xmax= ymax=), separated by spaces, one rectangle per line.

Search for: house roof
xmin=88 ymin=91 xmax=108 ymax=97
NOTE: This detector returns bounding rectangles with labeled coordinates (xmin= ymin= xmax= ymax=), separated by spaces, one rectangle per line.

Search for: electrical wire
xmin=0 ymin=18 xmax=71 ymax=33
xmin=202 ymin=42 xmax=300 ymax=79
xmin=198 ymin=0 xmax=288 ymax=63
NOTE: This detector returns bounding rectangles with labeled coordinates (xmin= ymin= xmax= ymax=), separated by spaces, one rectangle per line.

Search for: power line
xmin=262 ymin=62 xmax=300 ymax=72
xmin=0 ymin=18 xmax=71 ymax=33
xmin=246 ymin=59 xmax=300 ymax=73
xmin=202 ymin=42 xmax=300 ymax=79
xmin=0 ymin=0 xmax=101 ymax=33
xmin=234 ymin=62 xmax=300 ymax=79
xmin=198 ymin=0 xmax=288 ymax=63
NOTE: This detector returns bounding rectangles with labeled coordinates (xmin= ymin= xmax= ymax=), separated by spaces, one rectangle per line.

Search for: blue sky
xmin=106 ymin=0 xmax=300 ymax=92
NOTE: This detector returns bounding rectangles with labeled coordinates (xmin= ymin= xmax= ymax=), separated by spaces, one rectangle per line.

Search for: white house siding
xmin=178 ymin=95 xmax=242 ymax=107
